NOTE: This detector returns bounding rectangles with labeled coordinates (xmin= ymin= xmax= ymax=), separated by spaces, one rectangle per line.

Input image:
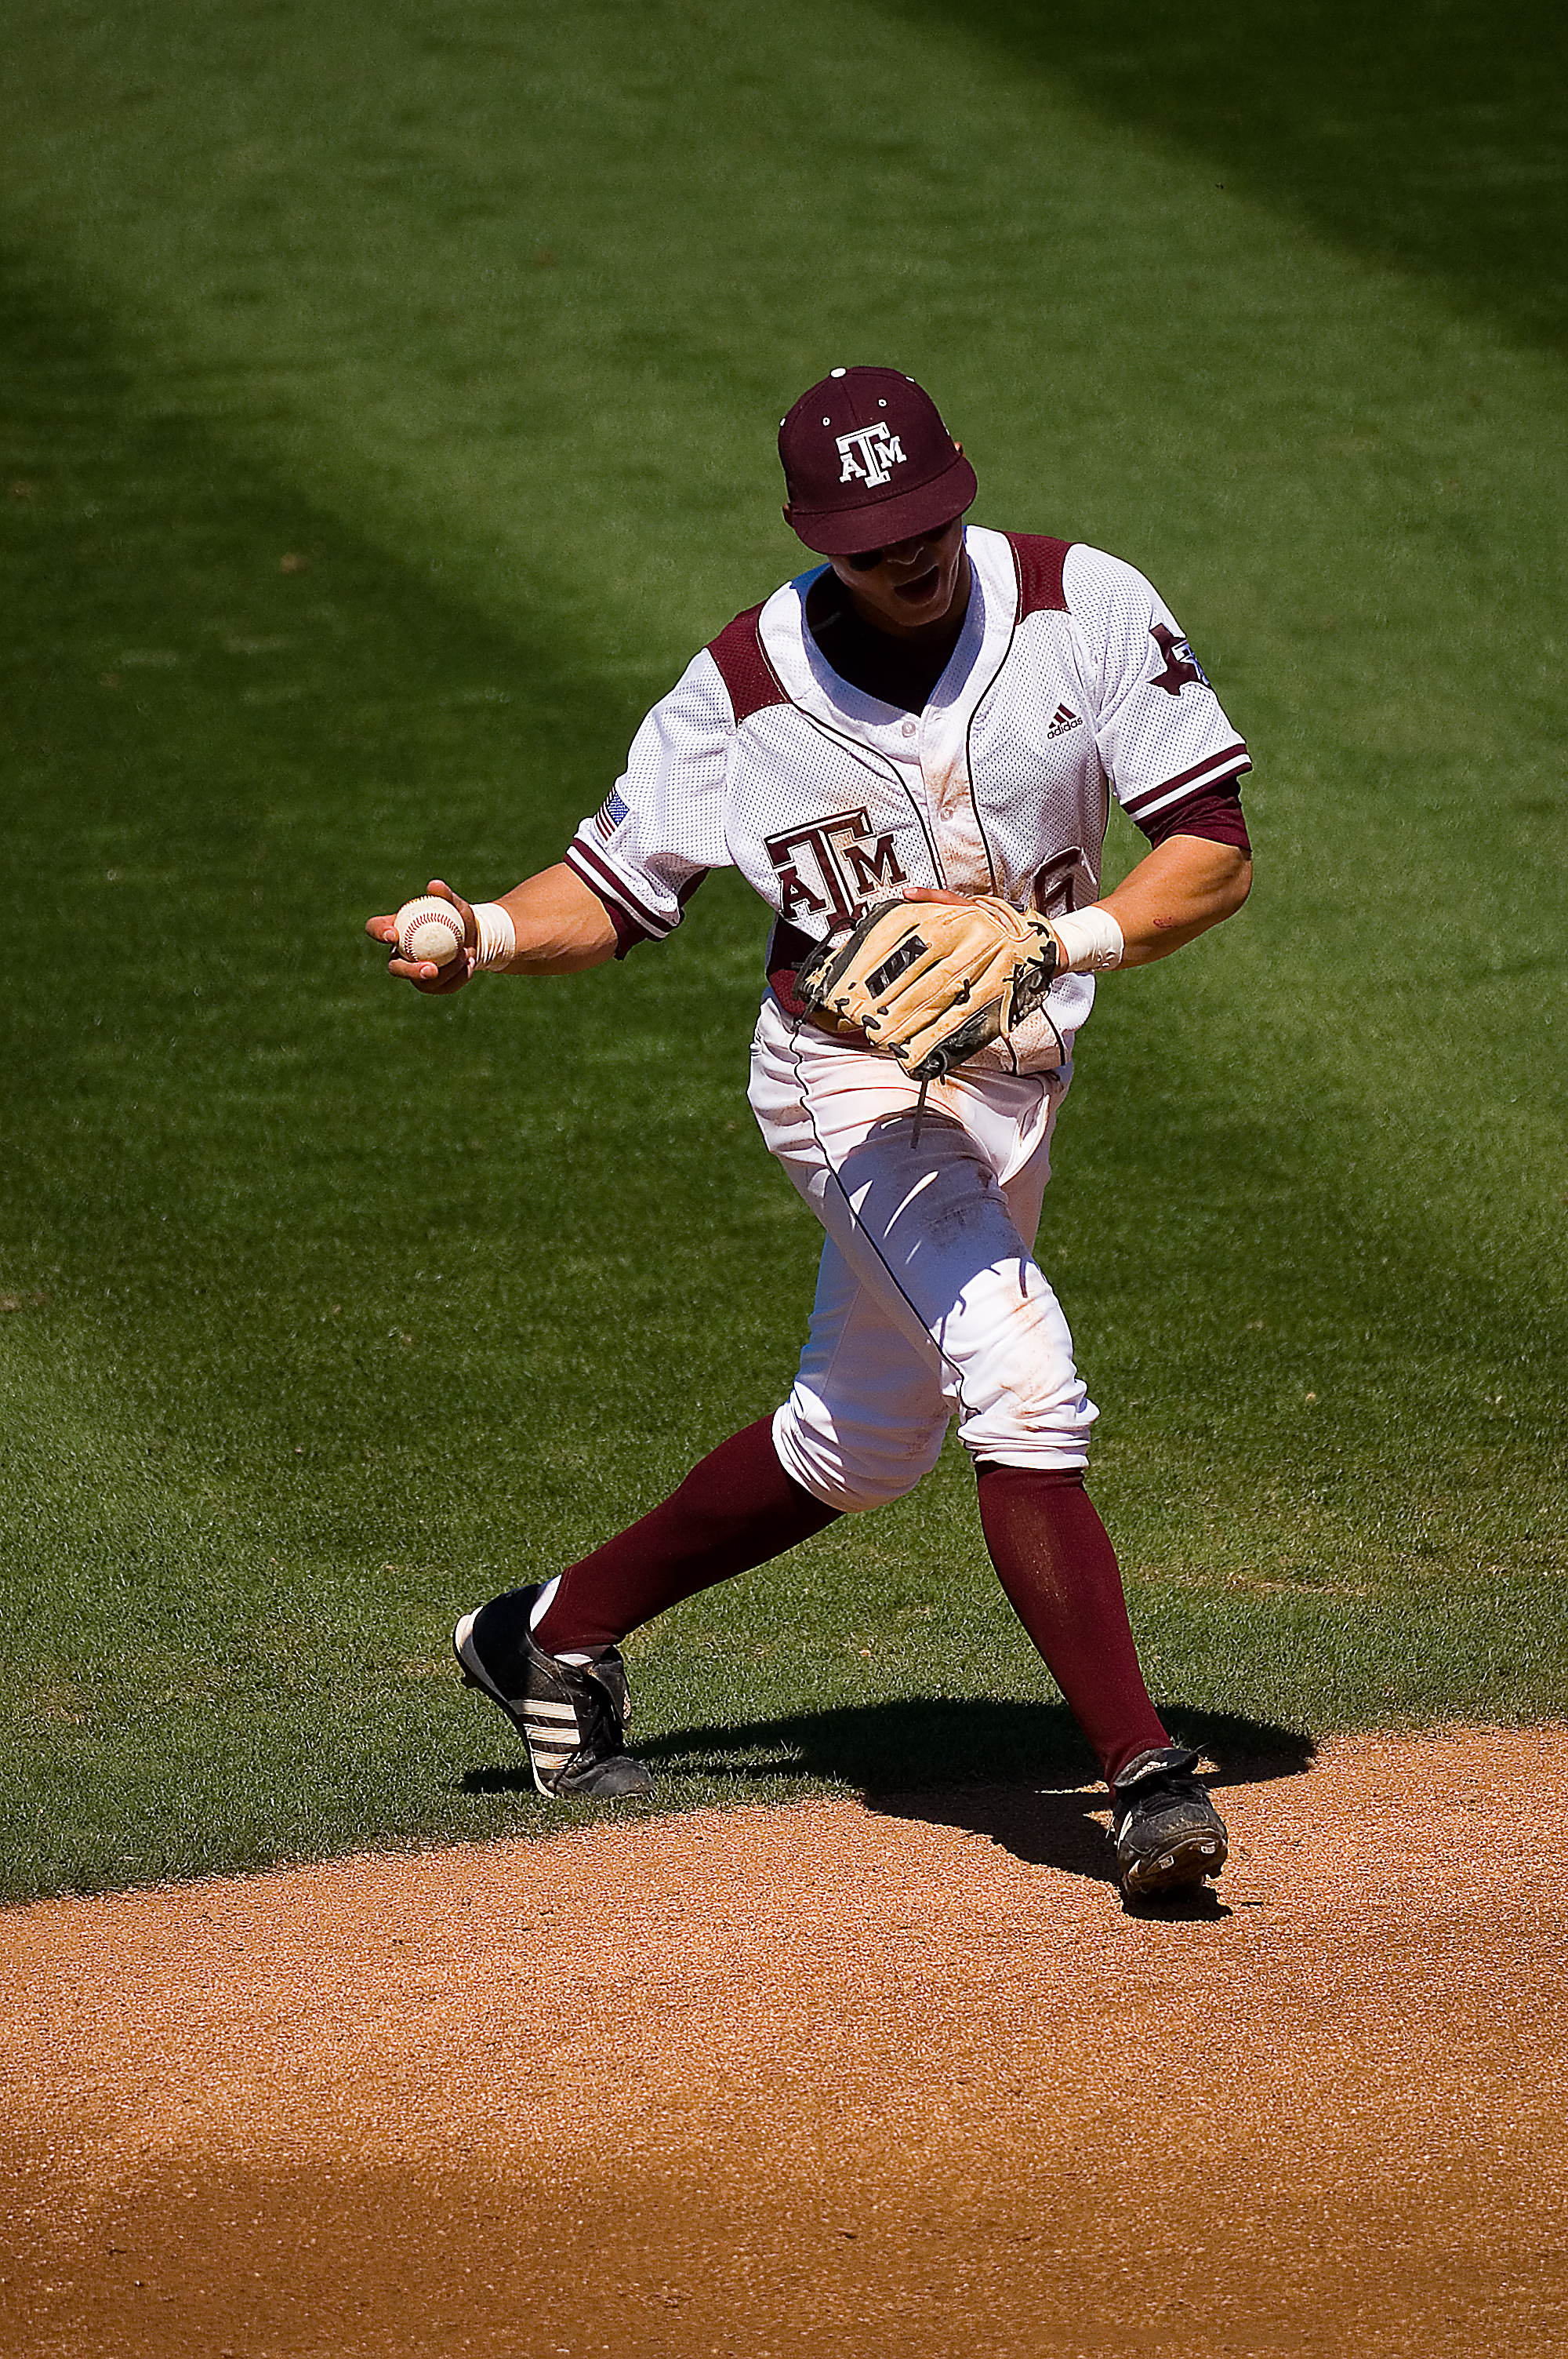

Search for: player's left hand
xmin=366 ymin=878 xmax=477 ymax=994
xmin=797 ymin=891 xmax=1061 ymax=1080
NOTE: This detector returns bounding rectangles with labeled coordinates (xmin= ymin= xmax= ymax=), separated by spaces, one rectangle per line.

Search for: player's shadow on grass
xmin=463 ymin=1698 xmax=1312 ymax=1900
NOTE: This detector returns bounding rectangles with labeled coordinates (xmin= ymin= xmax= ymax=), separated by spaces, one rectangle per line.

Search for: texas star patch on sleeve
xmin=1148 ymin=623 xmax=1210 ymax=694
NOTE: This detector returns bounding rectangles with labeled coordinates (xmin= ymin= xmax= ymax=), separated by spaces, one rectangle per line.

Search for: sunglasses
xmin=842 ymin=518 xmax=962 ymax=572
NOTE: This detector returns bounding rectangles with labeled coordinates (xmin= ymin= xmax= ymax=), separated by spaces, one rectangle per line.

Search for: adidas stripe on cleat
xmin=453 ymin=1583 xmax=654 ymax=1801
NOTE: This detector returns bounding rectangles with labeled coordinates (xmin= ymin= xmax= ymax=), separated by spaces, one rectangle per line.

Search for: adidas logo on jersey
xmin=1047 ymin=703 xmax=1082 ymax=738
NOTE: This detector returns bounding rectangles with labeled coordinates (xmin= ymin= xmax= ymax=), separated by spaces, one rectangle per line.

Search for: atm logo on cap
xmin=837 ymin=422 xmax=907 ymax=487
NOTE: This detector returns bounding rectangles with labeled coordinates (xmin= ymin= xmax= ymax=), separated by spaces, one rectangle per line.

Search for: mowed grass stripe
xmin=0 ymin=256 xmax=847 ymax=1900
xmin=0 ymin=1 xmax=1563 ymax=667
xmin=895 ymin=0 xmax=1568 ymax=358
xmin=0 ymin=2 xmax=1563 ymax=1897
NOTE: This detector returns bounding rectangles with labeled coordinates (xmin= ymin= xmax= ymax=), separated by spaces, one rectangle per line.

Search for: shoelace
xmin=564 ymin=1660 xmax=626 ymax=1759
xmin=1119 ymin=1772 xmax=1212 ymax=1829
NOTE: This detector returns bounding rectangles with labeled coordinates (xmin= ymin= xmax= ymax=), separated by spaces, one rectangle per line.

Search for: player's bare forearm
xmin=1097 ymin=836 xmax=1252 ymax=967
xmin=489 ymin=864 xmax=619 ymax=973
xmin=367 ymin=863 xmax=616 ymax=990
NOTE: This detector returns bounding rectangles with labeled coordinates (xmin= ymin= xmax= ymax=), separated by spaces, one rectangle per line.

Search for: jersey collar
xmin=758 ymin=526 xmax=1018 ymax=734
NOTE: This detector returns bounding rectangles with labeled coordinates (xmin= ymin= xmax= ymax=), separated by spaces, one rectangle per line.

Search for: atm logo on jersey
xmin=765 ymin=809 xmax=909 ymax=923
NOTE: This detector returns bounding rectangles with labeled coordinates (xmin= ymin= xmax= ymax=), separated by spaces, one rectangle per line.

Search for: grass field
xmin=2 ymin=0 xmax=1564 ymax=1902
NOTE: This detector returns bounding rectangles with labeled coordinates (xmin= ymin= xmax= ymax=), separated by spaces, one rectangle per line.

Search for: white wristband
xmin=1050 ymin=905 xmax=1125 ymax=973
xmin=472 ymin=902 xmax=517 ymax=970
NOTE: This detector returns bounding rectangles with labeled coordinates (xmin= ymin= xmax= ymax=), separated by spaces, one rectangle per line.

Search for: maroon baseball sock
xmin=975 ymin=1464 xmax=1170 ymax=1790
xmin=530 ymin=1416 xmax=840 ymax=1654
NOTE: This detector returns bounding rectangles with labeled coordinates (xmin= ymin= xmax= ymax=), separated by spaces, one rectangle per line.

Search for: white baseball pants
xmin=747 ymin=998 xmax=1098 ymax=1513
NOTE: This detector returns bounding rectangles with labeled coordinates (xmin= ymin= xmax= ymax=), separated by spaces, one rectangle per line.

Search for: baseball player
xmin=368 ymin=366 xmax=1253 ymax=1898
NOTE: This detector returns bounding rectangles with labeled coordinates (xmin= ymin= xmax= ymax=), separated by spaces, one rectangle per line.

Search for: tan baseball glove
xmin=796 ymin=893 xmax=1061 ymax=1081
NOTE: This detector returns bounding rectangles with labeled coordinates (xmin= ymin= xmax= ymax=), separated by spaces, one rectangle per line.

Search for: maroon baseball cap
xmin=779 ymin=365 xmax=978 ymax=556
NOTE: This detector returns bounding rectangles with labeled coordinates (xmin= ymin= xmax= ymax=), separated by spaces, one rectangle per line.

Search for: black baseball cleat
xmin=1112 ymin=1745 xmax=1229 ymax=1896
xmin=453 ymin=1583 xmax=654 ymax=1800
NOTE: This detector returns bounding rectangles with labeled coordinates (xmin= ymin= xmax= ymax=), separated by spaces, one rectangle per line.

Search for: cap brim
xmin=788 ymin=452 xmax=978 ymax=556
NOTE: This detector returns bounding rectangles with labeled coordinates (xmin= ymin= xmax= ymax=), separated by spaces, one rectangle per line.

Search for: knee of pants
xmin=771 ymin=1392 xmax=949 ymax=1514
xmin=956 ymin=1369 xmax=1098 ymax=1473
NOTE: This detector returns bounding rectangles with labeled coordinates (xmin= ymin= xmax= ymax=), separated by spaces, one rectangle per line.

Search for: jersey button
xmin=901 ymin=719 xmax=916 ymax=738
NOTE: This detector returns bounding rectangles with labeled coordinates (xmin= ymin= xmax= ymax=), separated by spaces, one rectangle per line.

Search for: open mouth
xmin=893 ymin=565 xmax=942 ymax=604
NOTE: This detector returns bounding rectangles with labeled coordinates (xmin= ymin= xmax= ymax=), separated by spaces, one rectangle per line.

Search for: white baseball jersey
xmin=566 ymin=525 xmax=1248 ymax=1074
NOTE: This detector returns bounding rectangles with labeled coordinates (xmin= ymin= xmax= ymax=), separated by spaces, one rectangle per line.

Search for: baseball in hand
xmin=395 ymin=896 xmax=466 ymax=967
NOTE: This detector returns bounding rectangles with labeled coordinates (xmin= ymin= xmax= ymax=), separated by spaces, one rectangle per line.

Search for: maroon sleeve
xmin=569 ymin=862 xmax=709 ymax=959
xmin=600 ymin=894 xmax=652 ymax=959
xmin=1006 ymin=533 xmax=1072 ymax=616
xmin=706 ymin=603 xmax=789 ymax=721
xmin=1133 ymin=781 xmax=1251 ymax=856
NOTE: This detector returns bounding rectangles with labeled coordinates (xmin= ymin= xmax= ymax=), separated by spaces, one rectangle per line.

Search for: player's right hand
xmin=366 ymin=878 xmax=477 ymax=994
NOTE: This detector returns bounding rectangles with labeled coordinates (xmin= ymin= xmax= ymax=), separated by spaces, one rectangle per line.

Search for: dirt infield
xmin=3 ymin=1726 xmax=1566 ymax=2358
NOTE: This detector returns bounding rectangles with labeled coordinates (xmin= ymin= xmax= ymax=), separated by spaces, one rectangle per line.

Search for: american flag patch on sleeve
xmin=593 ymin=789 xmax=630 ymax=840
